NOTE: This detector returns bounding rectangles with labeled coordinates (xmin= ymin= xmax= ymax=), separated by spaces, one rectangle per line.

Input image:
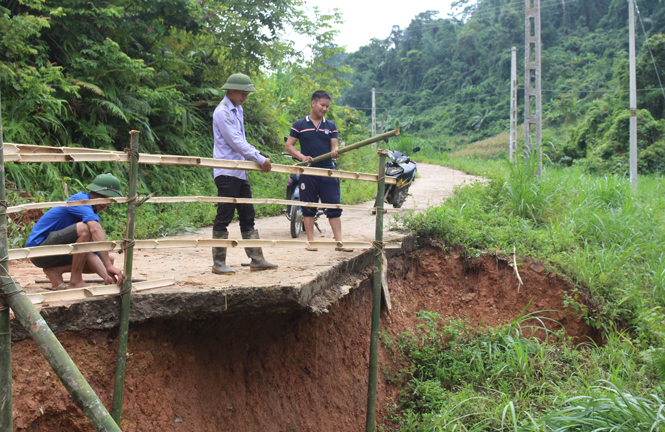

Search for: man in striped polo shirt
xmin=285 ymin=90 xmax=352 ymax=252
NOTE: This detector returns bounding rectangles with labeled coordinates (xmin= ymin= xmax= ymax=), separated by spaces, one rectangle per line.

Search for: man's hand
xmin=260 ymin=158 xmax=272 ymax=173
xmin=301 ymin=155 xmax=314 ymax=165
xmin=331 ymin=151 xmax=340 ymax=158
xmin=106 ymin=265 xmax=126 ymax=285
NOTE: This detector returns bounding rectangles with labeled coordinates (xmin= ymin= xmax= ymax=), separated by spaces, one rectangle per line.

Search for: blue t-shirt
xmin=289 ymin=115 xmax=338 ymax=169
xmin=25 ymin=192 xmax=100 ymax=247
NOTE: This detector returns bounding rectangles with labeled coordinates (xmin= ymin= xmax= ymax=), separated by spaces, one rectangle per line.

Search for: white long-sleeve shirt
xmin=212 ymin=96 xmax=266 ymax=180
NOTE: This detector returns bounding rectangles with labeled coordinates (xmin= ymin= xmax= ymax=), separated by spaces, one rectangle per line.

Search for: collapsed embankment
xmin=10 ymin=241 xmax=598 ymax=431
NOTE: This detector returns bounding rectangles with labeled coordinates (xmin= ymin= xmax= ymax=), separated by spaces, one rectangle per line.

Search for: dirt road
xmin=11 ymin=163 xmax=480 ymax=294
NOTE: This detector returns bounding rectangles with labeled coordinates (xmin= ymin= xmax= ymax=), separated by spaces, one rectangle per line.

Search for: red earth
xmin=10 ymin=245 xmax=596 ymax=431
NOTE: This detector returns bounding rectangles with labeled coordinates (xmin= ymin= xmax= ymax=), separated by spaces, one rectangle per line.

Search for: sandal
xmin=305 ymin=246 xmax=318 ymax=252
xmin=335 ymin=247 xmax=354 ymax=252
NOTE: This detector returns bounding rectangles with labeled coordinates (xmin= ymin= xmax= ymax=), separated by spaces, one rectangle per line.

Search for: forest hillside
xmin=341 ymin=0 xmax=665 ymax=175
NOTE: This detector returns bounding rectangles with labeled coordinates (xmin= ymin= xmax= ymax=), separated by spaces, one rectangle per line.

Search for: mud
xmin=10 ymin=244 xmax=597 ymax=431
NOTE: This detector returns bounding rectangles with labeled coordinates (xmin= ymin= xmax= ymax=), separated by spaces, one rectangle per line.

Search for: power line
xmin=401 ymin=0 xmax=580 ymax=34
xmin=346 ymin=90 xmax=509 ymax=110
xmin=634 ymin=0 xmax=665 ymax=103
xmin=344 ymin=86 xmax=665 ymax=112
xmin=374 ymin=49 xmax=511 ymax=95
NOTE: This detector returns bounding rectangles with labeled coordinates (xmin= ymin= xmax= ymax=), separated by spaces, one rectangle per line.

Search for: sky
xmin=290 ymin=0 xmax=457 ymax=54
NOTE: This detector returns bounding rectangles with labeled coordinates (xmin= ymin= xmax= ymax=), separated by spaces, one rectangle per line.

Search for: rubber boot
xmin=241 ymin=229 xmax=278 ymax=271
xmin=212 ymin=231 xmax=235 ymax=275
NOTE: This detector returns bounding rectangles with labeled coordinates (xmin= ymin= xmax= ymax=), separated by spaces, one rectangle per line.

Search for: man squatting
xmin=25 ymin=173 xmax=126 ymax=289
xmin=211 ymin=73 xmax=278 ymax=275
xmin=285 ymin=90 xmax=353 ymax=252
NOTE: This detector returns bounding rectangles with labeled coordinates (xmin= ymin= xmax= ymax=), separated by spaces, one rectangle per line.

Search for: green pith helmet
xmin=86 ymin=173 xmax=123 ymax=198
xmin=221 ymin=73 xmax=257 ymax=92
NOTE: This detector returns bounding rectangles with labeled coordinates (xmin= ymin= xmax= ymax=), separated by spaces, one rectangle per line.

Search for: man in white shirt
xmin=211 ymin=73 xmax=277 ymax=275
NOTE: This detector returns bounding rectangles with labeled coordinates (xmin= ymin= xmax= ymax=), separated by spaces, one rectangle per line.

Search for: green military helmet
xmin=221 ymin=73 xmax=258 ymax=92
xmin=86 ymin=173 xmax=123 ymax=198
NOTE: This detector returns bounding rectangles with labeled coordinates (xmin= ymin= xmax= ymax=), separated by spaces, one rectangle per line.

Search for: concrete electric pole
xmin=628 ymin=0 xmax=638 ymax=188
xmin=371 ymin=87 xmax=377 ymax=149
xmin=524 ymin=0 xmax=542 ymax=176
xmin=510 ymin=46 xmax=517 ymax=162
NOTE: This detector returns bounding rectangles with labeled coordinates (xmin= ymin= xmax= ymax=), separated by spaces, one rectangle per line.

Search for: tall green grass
xmin=400 ymin=154 xmax=665 ymax=341
xmin=382 ymin=312 xmax=657 ymax=431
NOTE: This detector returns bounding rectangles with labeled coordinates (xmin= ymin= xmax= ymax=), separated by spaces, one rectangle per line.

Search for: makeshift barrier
xmin=0 ymin=127 xmax=397 ymax=431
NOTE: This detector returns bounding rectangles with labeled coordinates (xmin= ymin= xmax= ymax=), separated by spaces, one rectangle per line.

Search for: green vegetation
xmin=385 ymin=146 xmax=665 ymax=429
xmin=0 ymin=0 xmax=378 ymax=242
xmin=341 ymin=0 xmax=665 ymax=177
xmin=381 ymin=311 xmax=662 ymax=431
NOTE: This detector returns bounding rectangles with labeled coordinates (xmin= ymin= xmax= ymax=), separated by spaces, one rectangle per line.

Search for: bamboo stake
xmin=0 ymin=108 xmax=120 ymax=432
xmin=294 ymin=130 xmax=400 ymax=166
xmin=112 ymin=131 xmax=139 ymax=424
xmin=366 ymin=150 xmax=387 ymax=432
xmin=3 ymin=152 xmax=397 ymax=184
xmin=0 ymin=88 xmax=11 ymax=432
xmin=8 ymin=239 xmax=402 ymax=260
xmin=7 ymin=195 xmax=406 ymax=214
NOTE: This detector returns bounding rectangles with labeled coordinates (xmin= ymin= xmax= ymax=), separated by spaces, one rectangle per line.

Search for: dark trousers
xmin=214 ymin=175 xmax=255 ymax=233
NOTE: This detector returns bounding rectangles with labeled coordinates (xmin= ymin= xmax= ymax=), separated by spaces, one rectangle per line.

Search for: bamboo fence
xmin=3 ymin=150 xmax=397 ymax=184
xmin=1 ymin=131 xmax=399 ymax=431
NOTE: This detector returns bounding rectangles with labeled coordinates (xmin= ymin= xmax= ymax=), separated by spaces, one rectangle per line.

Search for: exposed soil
xmin=10 ymin=244 xmax=597 ymax=431
xmin=8 ymin=209 xmax=43 ymax=226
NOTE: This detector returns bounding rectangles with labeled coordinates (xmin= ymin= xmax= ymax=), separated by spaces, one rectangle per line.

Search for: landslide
xmin=10 ymin=242 xmax=597 ymax=431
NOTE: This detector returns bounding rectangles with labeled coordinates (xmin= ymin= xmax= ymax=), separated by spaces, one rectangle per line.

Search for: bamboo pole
xmin=27 ymin=279 xmax=175 ymax=306
xmin=3 ymin=152 xmax=397 ymax=184
xmin=8 ymin=239 xmax=402 ymax=261
xmin=0 ymin=88 xmax=11 ymax=432
xmin=294 ymin=130 xmax=400 ymax=166
xmin=0 ymin=110 xmax=120 ymax=432
xmin=112 ymin=131 xmax=140 ymax=424
xmin=7 ymin=195 xmax=406 ymax=214
xmin=366 ymin=150 xmax=387 ymax=432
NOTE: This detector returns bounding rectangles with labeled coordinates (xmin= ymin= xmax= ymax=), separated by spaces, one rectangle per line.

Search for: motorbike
xmin=283 ymin=153 xmax=324 ymax=238
xmin=382 ymin=146 xmax=420 ymax=208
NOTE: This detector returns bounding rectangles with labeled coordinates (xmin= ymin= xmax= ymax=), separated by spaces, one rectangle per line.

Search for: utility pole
xmin=510 ymin=46 xmax=517 ymax=162
xmin=524 ymin=0 xmax=542 ymax=176
xmin=629 ymin=0 xmax=638 ymax=188
xmin=371 ymin=88 xmax=376 ymax=149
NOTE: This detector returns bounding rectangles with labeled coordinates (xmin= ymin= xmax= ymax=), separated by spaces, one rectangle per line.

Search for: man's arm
xmin=86 ymin=221 xmax=126 ymax=285
xmin=285 ymin=136 xmax=313 ymax=163
xmin=214 ymin=110 xmax=272 ymax=172
xmin=330 ymin=138 xmax=339 ymax=158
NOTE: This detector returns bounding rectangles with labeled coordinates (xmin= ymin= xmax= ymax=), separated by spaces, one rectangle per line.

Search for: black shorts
xmin=29 ymin=224 xmax=79 ymax=269
xmin=300 ymin=175 xmax=342 ymax=218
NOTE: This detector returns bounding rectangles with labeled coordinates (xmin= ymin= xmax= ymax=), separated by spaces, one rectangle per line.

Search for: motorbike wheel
xmin=393 ymin=186 xmax=409 ymax=208
xmin=290 ymin=201 xmax=303 ymax=238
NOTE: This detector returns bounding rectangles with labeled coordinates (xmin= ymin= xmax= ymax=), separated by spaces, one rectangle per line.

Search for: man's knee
xmin=76 ymin=223 xmax=92 ymax=241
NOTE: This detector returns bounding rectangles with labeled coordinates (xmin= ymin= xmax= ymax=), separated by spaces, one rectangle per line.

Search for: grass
xmin=381 ymin=312 xmax=658 ymax=431
xmin=385 ymin=133 xmax=665 ymax=430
